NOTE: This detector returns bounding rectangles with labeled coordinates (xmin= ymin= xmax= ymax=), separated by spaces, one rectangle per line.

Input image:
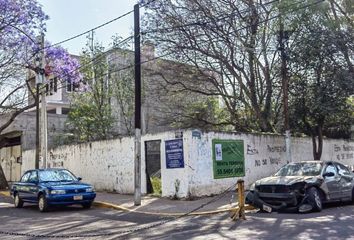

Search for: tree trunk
xmin=0 ymin=164 xmax=8 ymax=190
xmin=312 ymin=126 xmax=323 ymax=160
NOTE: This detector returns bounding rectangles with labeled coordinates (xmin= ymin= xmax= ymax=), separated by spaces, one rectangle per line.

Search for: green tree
xmin=288 ymin=1 xmax=354 ymax=160
xmin=0 ymin=0 xmax=81 ymax=188
xmin=144 ymin=0 xmax=284 ymax=132
xmin=66 ymin=38 xmax=114 ymax=142
xmin=164 ymin=96 xmax=232 ymax=131
xmin=108 ymin=46 xmax=135 ymax=135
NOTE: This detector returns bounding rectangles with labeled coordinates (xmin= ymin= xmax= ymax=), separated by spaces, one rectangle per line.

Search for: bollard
xmin=231 ymin=179 xmax=246 ymax=221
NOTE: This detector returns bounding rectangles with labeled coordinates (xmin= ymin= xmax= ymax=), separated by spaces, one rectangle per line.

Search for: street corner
xmin=92 ymin=200 xmax=181 ymax=216
xmin=93 ymin=201 xmax=130 ymax=212
xmin=93 ymin=200 xmax=255 ymax=217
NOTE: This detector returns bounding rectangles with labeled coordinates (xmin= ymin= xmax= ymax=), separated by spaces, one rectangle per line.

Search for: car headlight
xmin=86 ymin=187 xmax=94 ymax=193
xmin=249 ymin=183 xmax=256 ymax=191
xmin=51 ymin=190 xmax=66 ymax=194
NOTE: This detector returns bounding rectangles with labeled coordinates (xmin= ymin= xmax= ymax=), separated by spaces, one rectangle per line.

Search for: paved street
xmin=1 ymin=195 xmax=354 ymax=239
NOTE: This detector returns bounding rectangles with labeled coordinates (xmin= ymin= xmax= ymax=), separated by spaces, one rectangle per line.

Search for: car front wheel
xmin=307 ymin=187 xmax=322 ymax=212
xmin=14 ymin=193 xmax=23 ymax=208
xmin=38 ymin=195 xmax=49 ymax=212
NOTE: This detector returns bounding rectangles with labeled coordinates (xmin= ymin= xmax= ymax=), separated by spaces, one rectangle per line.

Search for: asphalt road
xmin=1 ymin=195 xmax=354 ymax=240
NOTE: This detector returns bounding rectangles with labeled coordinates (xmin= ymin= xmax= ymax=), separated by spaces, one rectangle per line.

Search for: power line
xmin=49 ymin=11 xmax=134 ymax=48
xmin=76 ymin=35 xmax=134 ymax=73
xmin=46 ymin=0 xmax=158 ymax=50
xmin=45 ymin=0 xmax=324 ymax=93
xmin=43 ymin=36 xmax=134 ymax=92
xmin=61 ymin=37 xmax=134 ymax=87
xmin=55 ymin=52 xmax=173 ymax=93
xmin=21 ymin=0 xmax=156 ymax=72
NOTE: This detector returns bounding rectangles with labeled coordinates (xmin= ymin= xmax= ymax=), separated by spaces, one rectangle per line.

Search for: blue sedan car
xmin=11 ymin=168 xmax=96 ymax=212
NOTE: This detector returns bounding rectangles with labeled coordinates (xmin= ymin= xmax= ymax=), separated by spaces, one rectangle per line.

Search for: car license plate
xmin=73 ymin=195 xmax=83 ymax=200
xmin=262 ymin=204 xmax=272 ymax=213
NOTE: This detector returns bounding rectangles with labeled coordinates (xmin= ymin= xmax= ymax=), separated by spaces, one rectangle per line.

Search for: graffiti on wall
xmin=254 ymin=157 xmax=281 ymax=167
xmin=334 ymin=144 xmax=354 ymax=161
xmin=247 ymin=144 xmax=259 ymax=155
xmin=249 ymin=144 xmax=284 ymax=167
xmin=47 ymin=151 xmax=67 ymax=168
xmin=267 ymin=145 xmax=286 ymax=153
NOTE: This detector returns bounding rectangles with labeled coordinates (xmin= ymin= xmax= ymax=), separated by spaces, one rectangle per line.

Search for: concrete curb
xmin=93 ymin=201 xmax=256 ymax=217
xmin=0 ymin=191 xmax=255 ymax=216
xmin=0 ymin=191 xmax=10 ymax=197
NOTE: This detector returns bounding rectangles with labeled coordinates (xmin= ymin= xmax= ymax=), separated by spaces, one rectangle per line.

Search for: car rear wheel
xmin=38 ymin=195 xmax=49 ymax=212
xmin=307 ymin=187 xmax=322 ymax=212
xmin=82 ymin=202 xmax=92 ymax=209
xmin=14 ymin=193 xmax=23 ymax=208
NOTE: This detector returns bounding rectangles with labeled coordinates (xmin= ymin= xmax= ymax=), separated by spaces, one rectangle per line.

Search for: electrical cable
xmin=88 ymin=0 xmax=324 ymax=83
xmin=44 ymin=0 xmax=157 ymax=50
xmin=46 ymin=35 xmax=134 ymax=92
xmin=38 ymin=0 xmax=324 ymax=97
xmin=38 ymin=0 xmax=281 ymax=85
xmin=48 ymin=12 xmax=134 ymax=48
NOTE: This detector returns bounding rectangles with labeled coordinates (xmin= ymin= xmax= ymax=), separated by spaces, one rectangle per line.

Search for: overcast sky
xmin=38 ymin=0 xmax=138 ymax=55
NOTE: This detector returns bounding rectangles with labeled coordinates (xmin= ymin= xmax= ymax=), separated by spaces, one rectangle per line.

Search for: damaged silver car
xmin=246 ymin=161 xmax=354 ymax=213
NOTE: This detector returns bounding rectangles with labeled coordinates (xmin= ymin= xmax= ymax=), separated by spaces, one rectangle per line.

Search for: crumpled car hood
xmin=256 ymin=176 xmax=319 ymax=186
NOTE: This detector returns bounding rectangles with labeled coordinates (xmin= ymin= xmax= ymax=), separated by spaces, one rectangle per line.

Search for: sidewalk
xmin=0 ymin=190 xmax=254 ymax=216
xmin=94 ymin=191 xmax=239 ymax=216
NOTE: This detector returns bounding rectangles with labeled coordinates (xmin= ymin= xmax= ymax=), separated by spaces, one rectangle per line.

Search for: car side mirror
xmin=77 ymin=177 xmax=82 ymax=181
xmin=323 ymin=172 xmax=335 ymax=178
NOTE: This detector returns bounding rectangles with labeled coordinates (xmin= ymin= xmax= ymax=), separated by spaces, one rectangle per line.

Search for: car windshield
xmin=38 ymin=169 xmax=77 ymax=182
xmin=274 ymin=162 xmax=323 ymax=177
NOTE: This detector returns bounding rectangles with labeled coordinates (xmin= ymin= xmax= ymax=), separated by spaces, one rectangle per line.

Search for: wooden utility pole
xmin=134 ymin=3 xmax=142 ymax=206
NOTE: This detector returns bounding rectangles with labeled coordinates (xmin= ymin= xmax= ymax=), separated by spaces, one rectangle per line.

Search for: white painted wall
xmin=20 ymin=130 xmax=354 ymax=198
xmin=142 ymin=132 xmax=187 ymax=198
xmin=22 ymin=137 xmax=135 ymax=193
xmin=185 ymin=132 xmax=354 ymax=197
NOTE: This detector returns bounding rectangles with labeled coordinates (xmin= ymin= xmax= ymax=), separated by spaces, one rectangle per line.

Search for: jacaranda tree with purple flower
xmin=0 ymin=0 xmax=82 ymax=134
xmin=0 ymin=0 xmax=81 ymax=188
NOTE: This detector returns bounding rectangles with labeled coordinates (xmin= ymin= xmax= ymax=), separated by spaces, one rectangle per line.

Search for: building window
xmin=66 ymin=81 xmax=80 ymax=92
xmin=46 ymin=77 xmax=58 ymax=95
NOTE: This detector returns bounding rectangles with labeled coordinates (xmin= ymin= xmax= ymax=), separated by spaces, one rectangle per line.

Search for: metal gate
xmin=144 ymin=140 xmax=161 ymax=194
